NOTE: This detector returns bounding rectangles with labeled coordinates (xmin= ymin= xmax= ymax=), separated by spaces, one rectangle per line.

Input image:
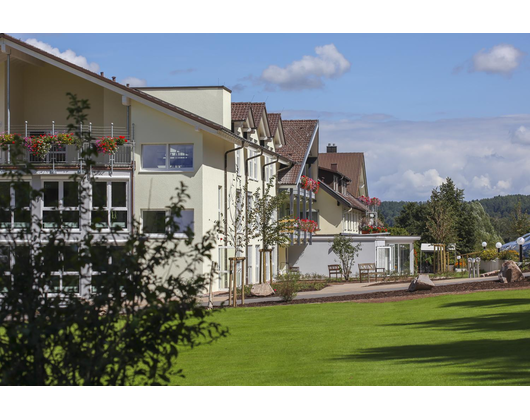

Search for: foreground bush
xmin=274 ymin=271 xmax=300 ymax=301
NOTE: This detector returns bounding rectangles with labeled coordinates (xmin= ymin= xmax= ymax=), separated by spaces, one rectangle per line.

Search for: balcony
xmin=1 ymin=123 xmax=134 ymax=170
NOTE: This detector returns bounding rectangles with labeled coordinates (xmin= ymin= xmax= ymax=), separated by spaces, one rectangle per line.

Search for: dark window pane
xmin=169 ymin=144 xmax=193 ymax=169
xmin=143 ymin=211 xmax=166 ymax=234
xmin=111 ymin=211 xmax=127 ymax=229
xmin=62 ymin=211 xmax=79 ymax=228
xmin=14 ymin=183 xmax=31 ymax=208
xmin=44 ymin=182 xmax=59 ymax=208
xmin=92 ymin=183 xmax=107 ymax=208
xmin=43 ymin=211 xmax=60 ymax=229
xmin=142 ymin=145 xmax=166 ymax=169
xmin=111 ymin=182 xmax=126 ymax=207
xmin=50 ymin=275 xmax=61 ymax=293
xmin=63 ymin=275 xmax=79 ymax=293
xmin=91 ymin=247 xmax=109 ymax=272
xmin=0 ymin=209 xmax=10 ymax=228
xmin=63 ymin=182 xmax=79 ymax=207
xmin=13 ymin=209 xmax=30 ymax=229
xmin=63 ymin=245 xmax=78 ymax=272
xmin=91 ymin=210 xmax=108 ymax=229
xmin=0 ymin=183 xmax=10 ymax=208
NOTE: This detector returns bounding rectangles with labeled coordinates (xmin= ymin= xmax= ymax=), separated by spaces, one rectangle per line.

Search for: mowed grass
xmin=175 ymin=289 xmax=530 ymax=385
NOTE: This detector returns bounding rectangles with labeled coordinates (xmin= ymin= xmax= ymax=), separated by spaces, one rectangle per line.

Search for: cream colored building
xmin=0 ymin=34 xmax=294 ymax=294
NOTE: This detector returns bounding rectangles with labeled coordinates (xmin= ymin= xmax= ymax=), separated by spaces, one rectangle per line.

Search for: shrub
xmin=499 ymin=250 xmax=519 ymax=261
xmin=273 ymin=271 xmax=300 ymax=302
xmin=480 ymin=248 xmax=499 ymax=261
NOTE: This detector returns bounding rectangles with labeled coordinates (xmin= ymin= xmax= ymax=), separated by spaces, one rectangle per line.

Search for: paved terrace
xmin=201 ymin=274 xmax=521 ymax=307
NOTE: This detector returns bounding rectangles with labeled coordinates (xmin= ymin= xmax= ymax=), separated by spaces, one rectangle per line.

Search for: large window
xmin=142 ymin=209 xmax=194 ymax=237
xmin=49 ymin=245 xmax=80 ymax=294
xmin=43 ymin=181 xmax=79 ymax=229
xmin=142 ymin=144 xmax=193 ymax=171
xmin=91 ymin=181 xmax=128 ymax=230
xmin=0 ymin=182 xmax=31 ymax=229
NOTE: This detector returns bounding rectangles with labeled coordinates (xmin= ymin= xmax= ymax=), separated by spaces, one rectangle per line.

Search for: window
xmin=90 ymin=246 xmax=127 ymax=294
xmin=0 ymin=182 xmax=31 ymax=229
xmin=91 ymin=181 xmax=128 ymax=230
xmin=142 ymin=209 xmax=194 ymax=237
xmin=49 ymin=245 xmax=80 ymax=294
xmin=43 ymin=181 xmax=80 ymax=229
xmin=142 ymin=144 xmax=193 ymax=171
xmin=247 ymin=149 xmax=259 ymax=180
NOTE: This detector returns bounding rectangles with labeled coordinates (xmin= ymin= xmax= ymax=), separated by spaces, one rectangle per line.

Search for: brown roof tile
xmin=319 ymin=153 xmax=366 ymax=197
xmin=277 ymin=120 xmax=318 ymax=185
xmin=249 ymin=103 xmax=265 ymax=129
xmin=268 ymin=113 xmax=281 ymax=136
xmin=231 ymin=102 xmax=252 ymax=121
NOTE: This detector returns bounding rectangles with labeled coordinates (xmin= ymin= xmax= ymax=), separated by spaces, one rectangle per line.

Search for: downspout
xmin=7 ymin=52 xmax=10 ymax=135
xmin=245 ymin=148 xmax=263 ymax=290
xmin=224 ymin=140 xmax=244 ymax=304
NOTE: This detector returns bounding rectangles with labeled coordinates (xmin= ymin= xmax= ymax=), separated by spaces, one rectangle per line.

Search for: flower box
xmin=296 ymin=218 xmax=319 ymax=233
xmin=95 ymin=136 xmax=128 ymax=155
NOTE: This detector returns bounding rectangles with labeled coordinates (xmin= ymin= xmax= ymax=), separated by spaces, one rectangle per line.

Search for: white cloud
xmin=260 ymin=44 xmax=350 ymax=90
xmin=120 ymin=76 xmax=147 ymax=87
xmin=511 ymin=125 xmax=530 ymax=144
xmin=24 ymin=38 xmax=100 ymax=73
xmin=472 ymin=44 xmax=524 ymax=75
xmin=291 ymin=111 xmax=530 ymax=201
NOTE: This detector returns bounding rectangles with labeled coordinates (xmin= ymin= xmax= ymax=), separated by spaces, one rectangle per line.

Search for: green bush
xmin=480 ymin=249 xmax=499 ymax=261
xmin=499 ymin=250 xmax=519 ymax=261
xmin=273 ymin=271 xmax=300 ymax=302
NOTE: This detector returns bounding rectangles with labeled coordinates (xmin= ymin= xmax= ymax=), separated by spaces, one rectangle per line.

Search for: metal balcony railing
xmin=1 ymin=122 xmax=134 ymax=170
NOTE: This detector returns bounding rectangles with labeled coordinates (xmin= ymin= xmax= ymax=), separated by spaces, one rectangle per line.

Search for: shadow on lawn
xmin=334 ymin=298 xmax=530 ymax=384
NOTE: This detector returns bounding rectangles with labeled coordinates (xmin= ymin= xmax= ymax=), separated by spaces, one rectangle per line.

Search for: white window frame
xmin=141 ymin=144 xmax=194 ymax=172
xmin=91 ymin=180 xmax=129 ymax=232
xmin=235 ymin=149 xmax=242 ymax=175
xmin=0 ymin=181 xmax=31 ymax=231
xmin=49 ymin=244 xmax=81 ymax=295
xmin=141 ymin=208 xmax=194 ymax=239
xmin=42 ymin=179 xmax=81 ymax=231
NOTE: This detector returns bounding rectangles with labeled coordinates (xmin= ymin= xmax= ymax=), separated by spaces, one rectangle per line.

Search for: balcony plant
xmin=360 ymin=224 xmax=388 ymax=234
xmin=95 ymin=136 xmax=127 ymax=155
xmin=296 ymin=218 xmax=319 ymax=233
xmin=0 ymin=133 xmax=21 ymax=150
xmin=300 ymin=175 xmax=319 ymax=194
xmin=24 ymin=135 xmax=53 ymax=159
xmin=56 ymin=132 xmax=81 ymax=146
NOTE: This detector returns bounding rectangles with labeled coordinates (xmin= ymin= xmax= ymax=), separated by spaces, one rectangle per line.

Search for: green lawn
xmin=175 ymin=289 xmax=530 ymax=385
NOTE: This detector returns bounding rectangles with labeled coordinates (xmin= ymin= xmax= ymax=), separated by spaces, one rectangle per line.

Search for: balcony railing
xmin=1 ymin=122 xmax=133 ymax=170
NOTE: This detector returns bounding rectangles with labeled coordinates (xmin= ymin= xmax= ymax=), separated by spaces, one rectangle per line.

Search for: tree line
xmin=381 ymin=178 xmax=504 ymax=254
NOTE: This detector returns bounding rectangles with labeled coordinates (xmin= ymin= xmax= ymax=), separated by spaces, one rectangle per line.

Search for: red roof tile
xmin=231 ymin=102 xmax=252 ymax=121
xmin=319 ymin=153 xmax=366 ymax=198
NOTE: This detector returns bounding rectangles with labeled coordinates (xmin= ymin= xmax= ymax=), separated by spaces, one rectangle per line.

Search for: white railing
xmin=1 ymin=122 xmax=133 ymax=169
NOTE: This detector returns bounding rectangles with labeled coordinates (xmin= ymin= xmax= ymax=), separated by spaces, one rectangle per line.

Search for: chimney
xmin=112 ymin=76 xmax=116 ymax=82
xmin=331 ymin=163 xmax=338 ymax=172
xmin=327 ymin=143 xmax=337 ymax=153
xmin=100 ymin=72 xmax=104 ymax=77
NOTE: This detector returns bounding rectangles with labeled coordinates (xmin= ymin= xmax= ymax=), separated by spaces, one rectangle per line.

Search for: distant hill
xmin=380 ymin=195 xmax=530 ymax=243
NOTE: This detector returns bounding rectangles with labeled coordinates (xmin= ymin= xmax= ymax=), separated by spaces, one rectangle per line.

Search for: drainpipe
xmin=224 ymin=140 xmax=244 ymax=305
xmin=6 ymin=51 xmax=10 ymax=135
xmin=245 ymin=148 xmax=263 ymax=291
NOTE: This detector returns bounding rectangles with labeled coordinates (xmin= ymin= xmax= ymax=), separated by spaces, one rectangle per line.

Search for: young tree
xmin=331 ymin=235 xmax=362 ymax=281
xmin=247 ymin=178 xmax=292 ymax=282
xmin=425 ymin=186 xmax=458 ymax=245
xmin=0 ymin=94 xmax=227 ymax=385
xmin=509 ymin=201 xmax=530 ymax=239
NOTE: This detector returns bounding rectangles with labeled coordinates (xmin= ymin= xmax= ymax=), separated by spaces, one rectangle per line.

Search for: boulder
xmin=408 ymin=274 xmax=435 ymax=292
xmin=498 ymin=260 xmax=525 ymax=283
xmin=250 ymin=283 xmax=275 ymax=297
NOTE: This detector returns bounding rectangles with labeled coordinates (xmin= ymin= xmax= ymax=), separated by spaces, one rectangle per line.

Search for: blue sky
xmin=10 ymin=33 xmax=530 ymax=201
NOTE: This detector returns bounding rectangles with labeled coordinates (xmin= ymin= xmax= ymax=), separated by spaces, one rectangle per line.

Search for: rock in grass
xmin=408 ymin=274 xmax=435 ymax=292
xmin=498 ymin=260 xmax=524 ymax=283
xmin=251 ymin=283 xmax=275 ymax=297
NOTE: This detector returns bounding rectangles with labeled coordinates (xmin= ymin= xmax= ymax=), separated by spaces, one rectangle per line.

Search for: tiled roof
xmin=250 ymin=103 xmax=266 ymax=130
xmin=231 ymin=102 xmax=252 ymax=121
xmin=268 ymin=113 xmax=281 ymax=136
xmin=319 ymin=182 xmax=368 ymax=212
xmin=277 ymin=120 xmax=318 ymax=185
xmin=319 ymin=153 xmax=366 ymax=198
